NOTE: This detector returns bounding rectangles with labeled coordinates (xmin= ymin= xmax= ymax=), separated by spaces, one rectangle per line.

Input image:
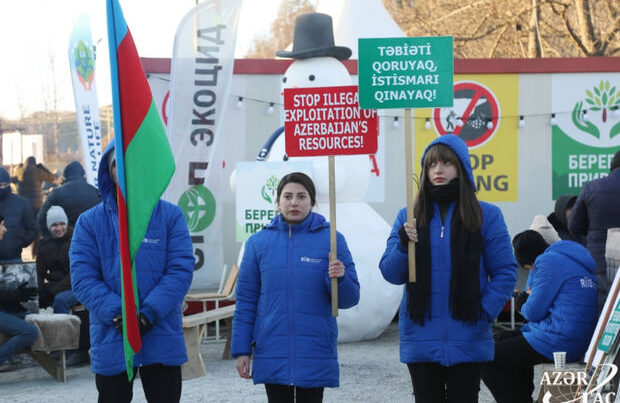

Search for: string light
xmin=582 ymin=109 xmax=589 ymax=121
xmin=236 ymin=97 xmax=243 ymax=109
xmin=613 ymin=106 xmax=620 ymax=118
xmin=518 ymin=116 xmax=525 ymax=128
xmin=392 ymin=117 xmax=399 ymax=129
xmin=267 ymin=102 xmax=275 ymax=115
xmin=486 ymin=118 xmax=493 ymax=129
xmin=457 ymin=117 xmax=464 ymax=127
xmin=425 ymin=118 xmax=431 ymax=130
xmin=550 ymin=113 xmax=557 ymax=126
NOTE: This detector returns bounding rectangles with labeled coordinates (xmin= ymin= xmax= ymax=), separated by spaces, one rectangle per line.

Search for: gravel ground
xmin=0 ymin=322 xmax=541 ymax=402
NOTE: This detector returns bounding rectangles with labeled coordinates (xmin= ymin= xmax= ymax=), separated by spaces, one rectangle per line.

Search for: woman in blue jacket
xmin=231 ymin=172 xmax=360 ymax=403
xmin=379 ymin=134 xmax=518 ymax=402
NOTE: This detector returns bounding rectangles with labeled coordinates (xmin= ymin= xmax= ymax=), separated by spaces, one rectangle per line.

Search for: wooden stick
xmin=404 ymin=109 xmax=416 ymax=282
xmin=329 ymin=155 xmax=338 ymax=317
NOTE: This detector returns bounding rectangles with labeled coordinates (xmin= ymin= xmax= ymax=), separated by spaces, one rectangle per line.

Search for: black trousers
xmin=95 ymin=364 xmax=182 ymax=403
xmin=407 ymin=361 xmax=483 ymax=403
xmin=481 ymin=329 xmax=550 ymax=403
xmin=264 ymin=383 xmax=324 ymax=403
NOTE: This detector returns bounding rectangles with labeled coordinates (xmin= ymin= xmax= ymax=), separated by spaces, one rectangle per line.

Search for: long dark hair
xmin=414 ymin=143 xmax=482 ymax=231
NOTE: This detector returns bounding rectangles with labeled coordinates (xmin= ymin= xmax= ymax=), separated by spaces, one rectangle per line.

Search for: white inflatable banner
xmin=166 ymin=0 xmax=241 ymax=289
xmin=68 ymin=14 xmax=102 ymax=186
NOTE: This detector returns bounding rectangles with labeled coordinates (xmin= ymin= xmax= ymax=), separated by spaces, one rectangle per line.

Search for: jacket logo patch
xmin=301 ymin=256 xmax=322 ymax=264
xmin=143 ymin=238 xmax=160 ymax=244
xmin=580 ymin=277 xmax=596 ymax=289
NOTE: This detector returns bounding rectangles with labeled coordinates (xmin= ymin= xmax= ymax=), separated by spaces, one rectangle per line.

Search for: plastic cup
xmin=553 ymin=351 xmax=566 ymax=369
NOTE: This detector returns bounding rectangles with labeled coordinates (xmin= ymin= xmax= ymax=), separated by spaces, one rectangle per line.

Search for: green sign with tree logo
xmin=358 ymin=36 xmax=454 ymax=109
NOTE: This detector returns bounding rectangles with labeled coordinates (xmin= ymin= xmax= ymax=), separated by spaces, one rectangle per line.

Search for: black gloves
xmin=7 ymin=282 xmax=38 ymax=303
xmin=112 ymin=313 xmax=154 ymax=336
xmin=515 ymin=291 xmax=529 ymax=312
xmin=138 ymin=313 xmax=154 ymax=336
xmin=38 ymin=290 xmax=54 ymax=308
xmin=398 ymin=225 xmax=411 ymax=248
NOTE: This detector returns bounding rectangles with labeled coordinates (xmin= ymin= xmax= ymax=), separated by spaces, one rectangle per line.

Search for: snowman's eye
xmin=308 ymin=75 xmax=315 ymax=81
xmin=282 ymin=77 xmax=287 ymax=83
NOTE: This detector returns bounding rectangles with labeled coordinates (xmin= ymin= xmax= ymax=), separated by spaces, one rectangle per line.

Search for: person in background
xmin=12 ymin=156 xmax=57 ymax=218
xmin=379 ymin=134 xmax=518 ymax=403
xmin=569 ymin=149 xmax=620 ymax=311
xmin=70 ymin=143 xmax=194 ymax=402
xmin=232 ymin=172 xmax=360 ymax=403
xmin=0 ymin=167 xmax=36 ymax=263
xmin=0 ymin=214 xmax=39 ymax=372
xmin=37 ymin=161 xmax=100 ymax=237
xmin=482 ymin=230 xmax=598 ymax=403
xmin=547 ymin=194 xmax=584 ymax=244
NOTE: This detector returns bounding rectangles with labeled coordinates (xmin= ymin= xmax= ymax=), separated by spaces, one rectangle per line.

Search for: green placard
xmin=598 ymin=301 xmax=620 ymax=352
xmin=358 ymin=36 xmax=454 ymax=110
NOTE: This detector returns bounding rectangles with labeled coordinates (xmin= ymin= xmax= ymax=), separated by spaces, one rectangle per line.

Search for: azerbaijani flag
xmin=106 ymin=0 xmax=175 ymax=379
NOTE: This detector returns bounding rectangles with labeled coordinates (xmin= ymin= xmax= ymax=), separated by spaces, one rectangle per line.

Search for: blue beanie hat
xmin=0 ymin=167 xmax=10 ymax=183
xmin=63 ymin=161 xmax=85 ymax=180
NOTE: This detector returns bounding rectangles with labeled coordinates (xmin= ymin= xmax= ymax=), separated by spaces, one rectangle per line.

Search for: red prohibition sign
xmin=432 ymin=81 xmax=501 ymax=148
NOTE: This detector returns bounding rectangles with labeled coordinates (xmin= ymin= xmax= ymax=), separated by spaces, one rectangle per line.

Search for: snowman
xmin=262 ymin=12 xmax=402 ymax=342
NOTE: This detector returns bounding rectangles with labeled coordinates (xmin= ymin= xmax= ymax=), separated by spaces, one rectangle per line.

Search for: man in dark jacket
xmin=547 ymin=194 xmax=584 ymax=244
xmin=12 ymin=156 xmax=57 ymax=217
xmin=0 ymin=214 xmax=39 ymax=371
xmin=569 ymin=149 xmax=620 ymax=310
xmin=37 ymin=161 xmax=100 ymax=236
xmin=0 ymin=167 xmax=37 ymax=263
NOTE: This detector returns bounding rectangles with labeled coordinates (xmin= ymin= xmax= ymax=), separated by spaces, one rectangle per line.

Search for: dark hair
xmin=611 ymin=150 xmax=620 ymax=171
xmin=512 ymin=230 xmax=549 ymax=267
xmin=0 ymin=214 xmax=4 ymax=222
xmin=277 ymin=172 xmax=316 ymax=206
xmin=414 ymin=143 xmax=482 ymax=231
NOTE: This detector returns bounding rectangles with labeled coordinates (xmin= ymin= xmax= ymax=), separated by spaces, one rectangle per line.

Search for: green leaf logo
xmin=73 ymin=40 xmax=95 ymax=91
xmin=260 ymin=175 xmax=279 ymax=204
xmin=584 ymin=80 xmax=618 ymax=123
xmin=178 ymin=185 xmax=216 ymax=232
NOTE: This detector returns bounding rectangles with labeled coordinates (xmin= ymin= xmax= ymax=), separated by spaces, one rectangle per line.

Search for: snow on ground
xmin=0 ymin=322 xmax=541 ymax=402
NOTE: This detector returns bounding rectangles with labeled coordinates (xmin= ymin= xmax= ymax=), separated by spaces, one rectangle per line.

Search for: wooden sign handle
xmin=329 ymin=155 xmax=338 ymax=317
xmin=405 ymin=109 xmax=416 ymax=282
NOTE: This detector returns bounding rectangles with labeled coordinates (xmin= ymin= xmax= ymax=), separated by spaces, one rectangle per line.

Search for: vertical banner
xmin=68 ymin=14 xmax=102 ymax=186
xmin=551 ymin=74 xmax=620 ymax=199
xmin=165 ymin=0 xmax=242 ymax=289
xmin=414 ymin=75 xmax=519 ymax=202
xmin=235 ymin=161 xmax=312 ymax=242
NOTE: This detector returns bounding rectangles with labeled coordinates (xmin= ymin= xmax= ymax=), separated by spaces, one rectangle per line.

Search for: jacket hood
xmin=541 ymin=240 xmax=596 ymax=274
xmin=266 ymin=211 xmax=328 ymax=232
xmin=0 ymin=167 xmax=10 ymax=183
xmin=63 ymin=161 xmax=86 ymax=181
xmin=421 ymin=134 xmax=476 ymax=190
xmin=98 ymin=142 xmax=117 ymax=201
xmin=554 ymin=194 xmax=577 ymax=227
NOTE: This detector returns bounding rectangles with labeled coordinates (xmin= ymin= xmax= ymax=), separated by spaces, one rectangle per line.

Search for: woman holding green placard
xmin=231 ymin=172 xmax=360 ymax=402
xmin=379 ymin=134 xmax=518 ymax=402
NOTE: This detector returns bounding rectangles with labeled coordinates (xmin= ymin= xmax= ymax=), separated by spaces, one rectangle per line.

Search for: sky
xmin=0 ymin=0 xmax=292 ymax=120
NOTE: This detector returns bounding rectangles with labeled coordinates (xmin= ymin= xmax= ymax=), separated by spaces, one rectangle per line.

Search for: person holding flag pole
xmin=69 ymin=0 xmax=194 ymax=401
xmin=379 ymin=134 xmax=517 ymax=402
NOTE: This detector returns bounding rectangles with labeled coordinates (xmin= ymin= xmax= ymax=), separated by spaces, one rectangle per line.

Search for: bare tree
xmin=245 ymin=0 xmax=316 ymax=58
xmin=40 ymin=55 xmax=62 ymax=157
xmin=381 ymin=0 xmax=618 ymax=57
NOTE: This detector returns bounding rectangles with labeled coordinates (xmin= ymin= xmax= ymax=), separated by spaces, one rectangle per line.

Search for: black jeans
xmin=264 ymin=383 xmax=324 ymax=403
xmin=481 ymin=329 xmax=550 ymax=403
xmin=407 ymin=361 xmax=483 ymax=403
xmin=95 ymin=364 xmax=182 ymax=403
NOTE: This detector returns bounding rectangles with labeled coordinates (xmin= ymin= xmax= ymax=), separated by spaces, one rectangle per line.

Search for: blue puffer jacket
xmin=521 ymin=240 xmax=598 ymax=362
xmin=379 ymin=134 xmax=518 ymax=365
xmin=231 ymin=212 xmax=360 ymax=388
xmin=69 ymin=144 xmax=194 ymax=375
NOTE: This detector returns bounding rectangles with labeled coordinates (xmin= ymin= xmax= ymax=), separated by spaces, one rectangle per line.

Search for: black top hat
xmin=276 ymin=12 xmax=352 ymax=61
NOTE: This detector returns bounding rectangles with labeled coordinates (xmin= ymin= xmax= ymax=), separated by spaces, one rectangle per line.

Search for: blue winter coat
xmin=69 ymin=144 xmax=194 ymax=375
xmin=379 ymin=134 xmax=518 ymax=365
xmin=231 ymin=212 xmax=360 ymax=388
xmin=521 ymin=240 xmax=598 ymax=362
xmin=569 ymin=168 xmax=620 ymax=308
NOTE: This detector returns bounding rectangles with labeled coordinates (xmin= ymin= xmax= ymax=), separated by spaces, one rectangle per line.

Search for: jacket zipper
xmin=288 ymin=223 xmax=294 ymax=385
